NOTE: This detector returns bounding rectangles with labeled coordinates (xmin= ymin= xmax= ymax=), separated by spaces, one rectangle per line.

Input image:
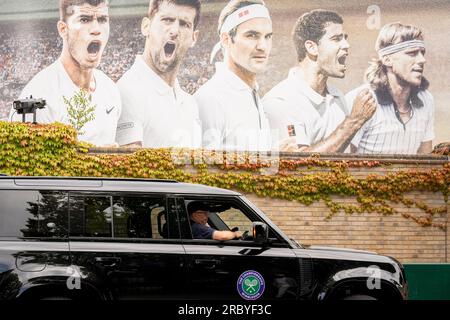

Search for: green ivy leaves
xmin=0 ymin=122 xmax=448 ymax=230
xmin=63 ymin=89 xmax=96 ymax=136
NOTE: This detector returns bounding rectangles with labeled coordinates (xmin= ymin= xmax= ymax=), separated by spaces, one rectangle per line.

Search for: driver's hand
xmin=234 ymin=231 xmax=243 ymax=239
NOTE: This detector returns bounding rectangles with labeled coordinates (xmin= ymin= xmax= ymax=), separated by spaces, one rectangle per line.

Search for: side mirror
xmin=252 ymin=222 xmax=268 ymax=244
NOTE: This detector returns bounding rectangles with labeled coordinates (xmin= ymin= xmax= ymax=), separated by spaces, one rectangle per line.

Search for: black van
xmin=0 ymin=176 xmax=407 ymax=300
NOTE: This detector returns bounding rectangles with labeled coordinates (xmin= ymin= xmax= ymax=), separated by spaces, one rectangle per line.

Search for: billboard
xmin=0 ymin=0 xmax=448 ymax=154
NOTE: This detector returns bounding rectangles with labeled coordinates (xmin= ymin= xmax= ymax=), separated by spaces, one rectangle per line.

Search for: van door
xmin=68 ymin=193 xmax=187 ymax=300
xmin=0 ymin=190 xmax=70 ymax=300
xmin=178 ymin=196 xmax=300 ymax=300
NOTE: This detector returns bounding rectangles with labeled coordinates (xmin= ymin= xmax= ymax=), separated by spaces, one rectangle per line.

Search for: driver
xmin=188 ymin=201 xmax=242 ymax=240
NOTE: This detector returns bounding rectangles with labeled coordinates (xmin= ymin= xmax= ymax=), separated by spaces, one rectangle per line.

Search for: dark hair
xmin=292 ymin=9 xmax=343 ymax=62
xmin=59 ymin=0 xmax=108 ymax=22
xmin=148 ymin=0 xmax=201 ymax=29
xmin=187 ymin=201 xmax=210 ymax=215
xmin=218 ymin=0 xmax=266 ymax=40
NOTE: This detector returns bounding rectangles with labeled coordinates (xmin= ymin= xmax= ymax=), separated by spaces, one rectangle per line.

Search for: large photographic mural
xmin=0 ymin=0 xmax=448 ymax=154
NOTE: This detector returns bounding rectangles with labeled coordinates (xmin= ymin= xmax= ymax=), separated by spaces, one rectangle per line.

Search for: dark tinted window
xmin=113 ymin=196 xmax=177 ymax=239
xmin=0 ymin=190 xmax=68 ymax=238
xmin=68 ymin=194 xmax=177 ymax=240
xmin=69 ymin=195 xmax=112 ymax=238
xmin=180 ymin=198 xmax=283 ymax=244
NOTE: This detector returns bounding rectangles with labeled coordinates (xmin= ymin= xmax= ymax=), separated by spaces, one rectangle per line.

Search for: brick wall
xmin=249 ymin=192 xmax=447 ymax=263
xmin=448 ymin=199 xmax=450 ymax=263
xmin=242 ymin=154 xmax=449 ymax=264
xmin=90 ymin=149 xmax=449 ymax=263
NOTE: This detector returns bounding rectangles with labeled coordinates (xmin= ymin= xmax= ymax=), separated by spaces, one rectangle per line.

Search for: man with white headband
xmin=194 ymin=0 xmax=288 ymax=152
xmin=10 ymin=0 xmax=121 ymax=147
xmin=264 ymin=10 xmax=376 ymax=153
xmin=346 ymin=22 xmax=434 ymax=154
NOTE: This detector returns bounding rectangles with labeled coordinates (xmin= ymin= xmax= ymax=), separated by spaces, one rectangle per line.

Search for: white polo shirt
xmin=263 ymin=67 xmax=349 ymax=147
xmin=9 ymin=59 xmax=121 ymax=146
xmin=346 ymin=85 xmax=435 ymax=154
xmin=116 ymin=55 xmax=202 ymax=149
xmin=194 ymin=63 xmax=271 ymax=152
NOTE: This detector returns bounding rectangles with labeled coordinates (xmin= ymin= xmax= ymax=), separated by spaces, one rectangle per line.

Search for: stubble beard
xmin=322 ymin=62 xmax=345 ymax=79
xmin=153 ymin=50 xmax=180 ymax=75
xmin=67 ymin=35 xmax=97 ymax=70
xmin=234 ymin=59 xmax=260 ymax=78
xmin=394 ymin=69 xmax=421 ymax=90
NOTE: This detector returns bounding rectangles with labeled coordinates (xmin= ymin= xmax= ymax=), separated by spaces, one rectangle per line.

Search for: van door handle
xmin=94 ymin=257 xmax=121 ymax=267
xmin=194 ymin=259 xmax=220 ymax=269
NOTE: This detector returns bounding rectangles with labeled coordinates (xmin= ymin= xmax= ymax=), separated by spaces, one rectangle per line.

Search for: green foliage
xmin=63 ymin=89 xmax=96 ymax=135
xmin=0 ymin=122 xmax=79 ymax=176
xmin=433 ymin=142 xmax=450 ymax=156
xmin=0 ymin=122 xmax=448 ymax=230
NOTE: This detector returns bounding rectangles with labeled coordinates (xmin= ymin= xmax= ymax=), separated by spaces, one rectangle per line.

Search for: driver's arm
xmin=212 ymin=230 xmax=242 ymax=241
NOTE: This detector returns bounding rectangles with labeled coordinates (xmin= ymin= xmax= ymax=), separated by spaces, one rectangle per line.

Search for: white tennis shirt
xmin=264 ymin=67 xmax=349 ymax=147
xmin=194 ymin=63 xmax=271 ymax=152
xmin=10 ymin=59 xmax=121 ymax=146
xmin=116 ymin=56 xmax=202 ymax=149
xmin=346 ymin=85 xmax=435 ymax=154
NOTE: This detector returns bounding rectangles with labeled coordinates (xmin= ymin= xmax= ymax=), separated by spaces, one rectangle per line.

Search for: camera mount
xmin=13 ymin=96 xmax=46 ymax=124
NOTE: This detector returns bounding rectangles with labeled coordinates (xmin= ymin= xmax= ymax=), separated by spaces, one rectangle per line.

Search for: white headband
xmin=378 ymin=40 xmax=425 ymax=58
xmin=210 ymin=4 xmax=272 ymax=64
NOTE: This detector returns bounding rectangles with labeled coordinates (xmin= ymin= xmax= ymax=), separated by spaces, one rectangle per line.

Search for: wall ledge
xmin=86 ymin=148 xmax=449 ymax=165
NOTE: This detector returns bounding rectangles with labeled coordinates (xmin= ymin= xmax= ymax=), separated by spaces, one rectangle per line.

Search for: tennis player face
xmin=58 ymin=2 xmax=110 ymax=69
xmin=142 ymin=1 xmax=199 ymax=74
xmin=388 ymin=46 xmax=427 ymax=87
xmin=224 ymin=17 xmax=273 ymax=75
xmin=316 ymin=22 xmax=349 ymax=79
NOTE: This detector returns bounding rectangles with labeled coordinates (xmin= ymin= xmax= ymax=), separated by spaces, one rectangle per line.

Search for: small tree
xmin=63 ymin=89 xmax=96 ymax=136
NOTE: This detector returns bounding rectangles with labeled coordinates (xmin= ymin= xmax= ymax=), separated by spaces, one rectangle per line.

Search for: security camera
xmin=13 ymin=96 xmax=46 ymax=123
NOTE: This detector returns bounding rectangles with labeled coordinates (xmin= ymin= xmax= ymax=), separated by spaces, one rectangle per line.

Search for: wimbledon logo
xmin=237 ymin=270 xmax=265 ymax=300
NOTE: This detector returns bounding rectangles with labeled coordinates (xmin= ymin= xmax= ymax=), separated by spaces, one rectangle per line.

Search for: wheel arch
xmin=17 ymin=280 xmax=106 ymax=301
xmin=324 ymin=277 xmax=404 ymax=301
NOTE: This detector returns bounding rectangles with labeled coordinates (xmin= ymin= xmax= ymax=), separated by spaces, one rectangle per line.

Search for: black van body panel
xmin=0 ymin=176 xmax=407 ymax=300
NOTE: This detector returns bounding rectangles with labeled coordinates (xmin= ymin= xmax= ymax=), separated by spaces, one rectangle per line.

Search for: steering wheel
xmin=231 ymin=227 xmax=239 ymax=232
xmin=240 ymin=230 xmax=250 ymax=240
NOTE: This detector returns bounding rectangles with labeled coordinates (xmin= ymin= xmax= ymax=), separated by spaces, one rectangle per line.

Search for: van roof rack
xmin=3 ymin=176 xmax=178 ymax=183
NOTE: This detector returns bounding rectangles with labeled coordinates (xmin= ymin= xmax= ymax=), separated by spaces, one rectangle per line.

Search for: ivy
xmin=0 ymin=122 xmax=448 ymax=230
xmin=64 ymin=89 xmax=96 ymax=136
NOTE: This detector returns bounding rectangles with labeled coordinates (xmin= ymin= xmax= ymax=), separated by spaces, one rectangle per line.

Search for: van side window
xmin=69 ymin=196 xmax=112 ymax=238
xmin=0 ymin=190 xmax=39 ymax=238
xmin=0 ymin=190 xmax=68 ymax=238
xmin=68 ymin=194 xmax=177 ymax=240
xmin=218 ymin=206 xmax=254 ymax=234
xmin=113 ymin=196 xmax=176 ymax=239
xmin=181 ymin=199 xmax=253 ymax=240
xmin=36 ymin=191 xmax=69 ymax=237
